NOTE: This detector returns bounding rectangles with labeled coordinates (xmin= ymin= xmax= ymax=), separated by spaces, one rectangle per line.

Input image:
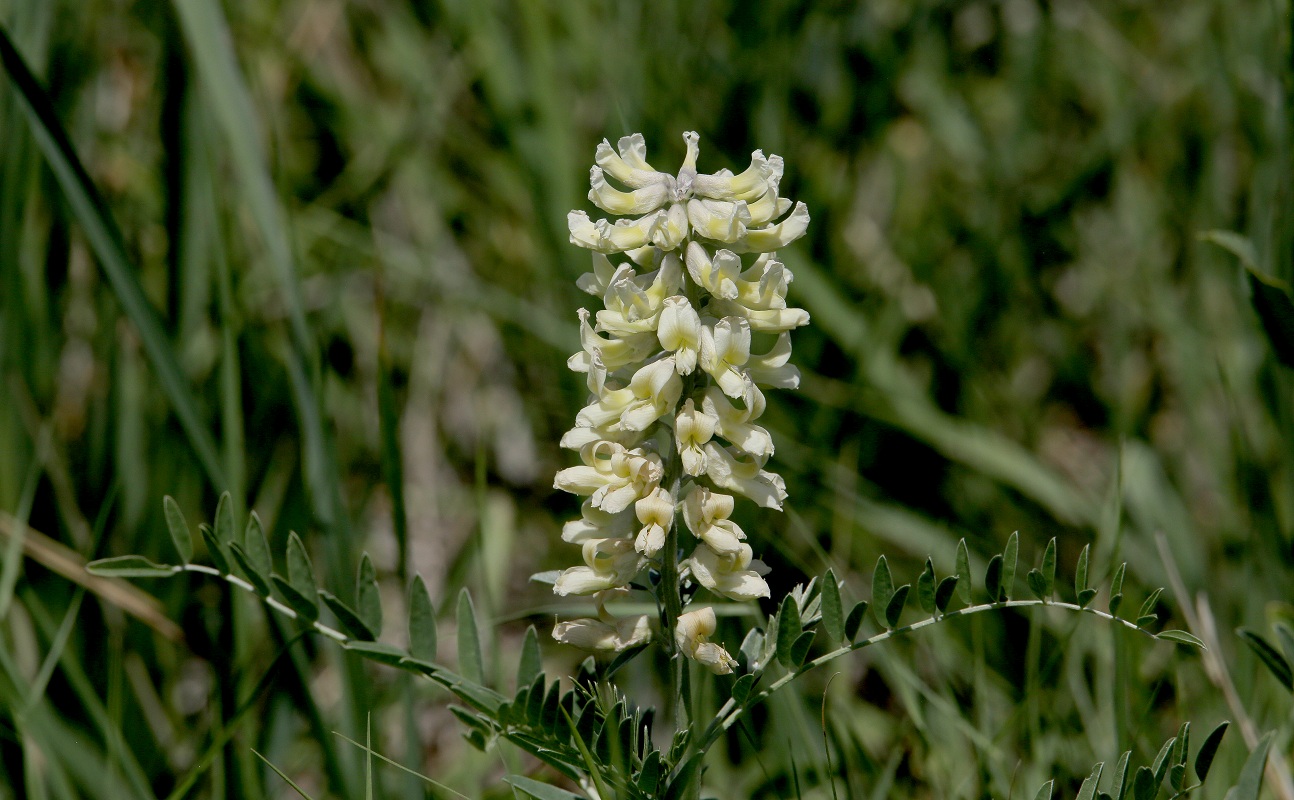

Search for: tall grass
xmin=1 ymin=0 xmax=1291 ymax=797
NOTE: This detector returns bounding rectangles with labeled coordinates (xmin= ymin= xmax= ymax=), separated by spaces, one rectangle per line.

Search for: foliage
xmin=1 ymin=0 xmax=1293 ymax=797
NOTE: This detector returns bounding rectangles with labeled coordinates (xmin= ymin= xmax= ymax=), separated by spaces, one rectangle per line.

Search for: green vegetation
xmin=1 ymin=0 xmax=1292 ymax=797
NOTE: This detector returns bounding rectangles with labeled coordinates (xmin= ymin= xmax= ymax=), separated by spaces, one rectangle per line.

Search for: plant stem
xmin=698 ymin=599 xmax=1164 ymax=752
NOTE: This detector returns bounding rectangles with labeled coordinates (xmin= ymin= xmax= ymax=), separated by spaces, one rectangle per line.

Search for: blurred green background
xmin=2 ymin=0 xmax=1292 ymax=797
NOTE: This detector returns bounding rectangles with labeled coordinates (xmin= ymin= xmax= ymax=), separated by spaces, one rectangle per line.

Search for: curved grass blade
xmin=0 ymin=27 xmax=226 ymax=489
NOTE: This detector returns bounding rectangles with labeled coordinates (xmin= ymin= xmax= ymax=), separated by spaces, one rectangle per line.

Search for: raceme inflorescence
xmin=551 ymin=132 xmax=810 ymax=673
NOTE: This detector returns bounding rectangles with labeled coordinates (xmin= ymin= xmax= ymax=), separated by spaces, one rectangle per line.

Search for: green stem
xmin=698 ymin=599 xmax=1162 ymax=752
xmin=659 ymin=414 xmax=686 ymax=725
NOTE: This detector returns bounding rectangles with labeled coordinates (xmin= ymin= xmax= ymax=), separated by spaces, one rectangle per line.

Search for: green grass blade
xmin=0 ymin=26 xmax=227 ymax=491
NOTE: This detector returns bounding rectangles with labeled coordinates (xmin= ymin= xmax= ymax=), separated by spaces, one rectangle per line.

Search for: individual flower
xmin=657 ymin=296 xmax=702 ymax=374
xmin=553 ymin=588 xmax=652 ymax=652
xmin=702 ymin=442 xmax=788 ymax=510
xmin=561 ymin=499 xmax=636 ymax=544
xmin=675 ymin=606 xmax=738 ymax=675
xmin=634 ymin=487 xmax=675 ymax=558
xmin=684 ymin=542 xmax=771 ymax=602
xmin=674 ymin=399 xmax=718 ymax=477
xmin=702 ymin=386 xmax=773 ymax=458
xmin=554 ymin=537 xmax=644 ymax=596
xmin=573 ymin=356 xmax=682 ymax=434
xmin=682 ymin=485 xmax=747 ymax=556
xmin=553 ymin=615 xmax=652 ymax=652
xmin=553 ymin=441 xmax=664 ymax=514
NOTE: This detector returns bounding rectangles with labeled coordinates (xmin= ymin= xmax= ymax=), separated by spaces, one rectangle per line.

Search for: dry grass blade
xmin=0 ymin=513 xmax=183 ymax=642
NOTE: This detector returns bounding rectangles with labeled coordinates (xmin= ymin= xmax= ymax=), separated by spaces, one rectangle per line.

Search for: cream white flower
xmin=595 ymin=133 xmax=672 ymax=189
xmin=555 ymin=131 xmax=809 ymax=654
xmin=699 ymin=316 xmax=752 ymax=398
xmin=595 ymin=254 xmax=684 ymax=335
xmin=685 ymin=245 xmax=797 ymax=311
xmin=682 ymin=485 xmax=747 ymax=556
xmin=674 ymin=399 xmax=718 ymax=477
xmin=553 ymin=614 xmax=652 ymax=652
xmin=675 ymin=606 xmax=738 ymax=674
xmin=685 ymin=543 xmax=771 ymax=602
xmin=727 ymin=201 xmax=810 ymax=254
xmin=574 ymin=357 xmax=682 ymax=433
xmin=634 ymin=487 xmax=675 ymax=557
xmin=657 ymin=296 xmax=701 ymax=374
xmin=745 ymin=333 xmax=800 ymax=390
xmin=702 ymin=442 xmax=787 ymax=510
xmin=568 ymin=308 xmax=659 ymax=373
xmin=702 ymin=386 xmax=773 ymax=458
xmin=561 ymin=499 xmax=636 ymax=544
xmin=554 ymin=537 xmax=644 ymax=596
xmin=706 ymin=297 xmax=810 ymax=333
xmin=554 ymin=441 xmax=664 ymax=514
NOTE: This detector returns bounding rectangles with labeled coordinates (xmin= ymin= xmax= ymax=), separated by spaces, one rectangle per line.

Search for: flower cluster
xmin=552 ymin=132 xmax=809 ymax=674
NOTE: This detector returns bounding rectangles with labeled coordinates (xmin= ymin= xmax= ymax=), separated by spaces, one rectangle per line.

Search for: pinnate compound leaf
xmin=985 ymin=554 xmax=1003 ymax=602
xmin=844 ymin=601 xmax=868 ymax=641
xmin=639 ymin=750 xmax=663 ymax=795
xmin=663 ymin=753 xmax=703 ymax=800
xmin=739 ymin=628 xmax=764 ymax=669
xmin=1237 ymin=628 xmax=1293 ymax=691
xmin=731 ymin=673 xmax=756 ymax=704
xmin=516 ymin=625 xmax=542 ymax=690
xmin=1173 ymin=721 xmax=1191 ymax=765
xmin=955 ymin=538 xmax=972 ymax=604
xmin=790 ymin=630 xmax=816 ymax=666
xmin=228 ymin=542 xmax=272 ymax=596
xmin=1109 ymin=750 xmax=1131 ymax=800
xmin=1228 ymin=730 xmax=1274 ymax=800
xmin=214 ymin=492 xmax=234 ymax=544
xmin=1078 ymin=588 xmax=1098 ymax=608
xmin=1152 ymin=737 xmax=1176 ymax=787
xmin=199 ymin=524 xmax=231 ymax=575
xmin=408 ymin=575 xmax=437 ymax=662
xmin=86 ymin=555 xmax=179 ymax=578
xmin=1132 ymin=767 xmax=1156 ymax=800
xmin=1076 ymin=762 xmax=1104 ymax=800
xmin=820 ymin=569 xmax=844 ymax=643
xmin=1138 ymin=587 xmax=1164 ymax=625
xmin=1027 ymin=570 xmax=1048 ymax=601
xmin=286 ymin=532 xmax=317 ymax=603
xmin=356 ymin=553 xmax=382 ymax=637
xmin=1040 ymin=537 xmax=1056 ymax=597
xmin=872 ymin=556 xmax=893 ymax=628
xmin=1194 ymin=721 xmax=1228 ymax=782
xmin=1157 ymin=630 xmax=1205 ymax=648
xmin=244 ymin=511 xmax=272 ymax=577
xmin=271 ymin=574 xmax=318 ymax=622
xmin=1075 ymin=543 xmax=1090 ymax=599
xmin=457 ymin=589 xmax=485 ymax=684
xmin=917 ymin=558 xmax=936 ymax=614
xmin=503 ymin=776 xmax=583 ymax=800
xmin=318 ymin=590 xmax=375 ymax=640
xmin=777 ymin=594 xmax=803 ymax=667
xmin=935 ymin=576 xmax=958 ymax=613
xmin=163 ymin=496 xmax=193 ymax=564
xmin=1001 ymin=532 xmax=1018 ymax=600
xmin=1109 ymin=562 xmax=1127 ymax=617
xmin=885 ymin=585 xmax=910 ymax=629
